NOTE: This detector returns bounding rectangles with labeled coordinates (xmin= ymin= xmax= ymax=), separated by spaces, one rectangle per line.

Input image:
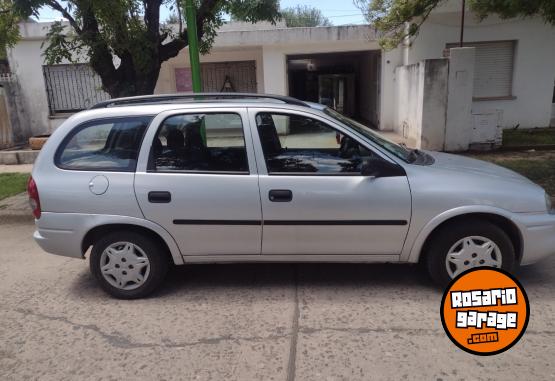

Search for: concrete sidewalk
xmin=0 ymin=164 xmax=33 ymax=173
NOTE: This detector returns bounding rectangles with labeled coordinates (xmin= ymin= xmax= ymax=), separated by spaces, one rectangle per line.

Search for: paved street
xmin=1 ymin=221 xmax=554 ymax=380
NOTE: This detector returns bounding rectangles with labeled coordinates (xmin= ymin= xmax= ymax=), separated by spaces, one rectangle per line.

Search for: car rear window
xmin=55 ymin=116 xmax=152 ymax=171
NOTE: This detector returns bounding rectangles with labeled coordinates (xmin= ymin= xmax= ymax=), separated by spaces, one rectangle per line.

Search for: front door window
xmin=255 ymin=112 xmax=375 ymax=175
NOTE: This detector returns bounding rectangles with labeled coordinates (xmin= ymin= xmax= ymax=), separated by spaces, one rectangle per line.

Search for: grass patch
xmin=503 ymin=128 xmax=555 ymax=147
xmin=470 ymin=151 xmax=555 ymax=196
xmin=0 ymin=173 xmax=29 ymax=201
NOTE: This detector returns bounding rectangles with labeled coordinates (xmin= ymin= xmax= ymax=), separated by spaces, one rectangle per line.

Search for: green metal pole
xmin=185 ymin=0 xmax=202 ymax=93
xmin=184 ymin=0 xmax=206 ymax=143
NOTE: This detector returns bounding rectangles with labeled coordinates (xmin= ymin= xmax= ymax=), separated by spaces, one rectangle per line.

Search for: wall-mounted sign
xmin=175 ymin=68 xmax=193 ymax=92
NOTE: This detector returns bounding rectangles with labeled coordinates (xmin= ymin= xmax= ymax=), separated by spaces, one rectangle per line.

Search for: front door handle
xmin=269 ymin=189 xmax=293 ymax=202
xmin=148 ymin=191 xmax=171 ymax=203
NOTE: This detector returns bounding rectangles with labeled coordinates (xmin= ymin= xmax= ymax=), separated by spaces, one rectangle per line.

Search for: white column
xmin=445 ymin=47 xmax=475 ymax=151
xmin=262 ymin=47 xmax=287 ymax=95
xmin=379 ymin=47 xmax=403 ymax=131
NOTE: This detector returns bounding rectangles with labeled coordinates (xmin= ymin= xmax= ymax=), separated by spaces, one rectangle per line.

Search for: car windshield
xmin=323 ymin=108 xmax=412 ymax=162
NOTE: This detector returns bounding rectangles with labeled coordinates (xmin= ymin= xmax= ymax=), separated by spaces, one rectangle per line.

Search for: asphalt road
xmin=1 ymin=222 xmax=554 ymax=381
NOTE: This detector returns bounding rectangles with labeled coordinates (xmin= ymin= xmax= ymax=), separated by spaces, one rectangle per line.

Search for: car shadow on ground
xmin=165 ymin=262 xmax=438 ymax=294
xmin=70 ymin=262 xmax=448 ymax=300
xmin=69 ymin=254 xmax=555 ymax=300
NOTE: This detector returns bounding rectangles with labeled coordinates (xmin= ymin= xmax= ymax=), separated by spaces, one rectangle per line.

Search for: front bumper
xmin=516 ymin=212 xmax=555 ymax=265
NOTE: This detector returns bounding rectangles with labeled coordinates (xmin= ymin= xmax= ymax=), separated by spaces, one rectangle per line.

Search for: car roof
xmin=90 ymin=93 xmax=315 ymax=109
xmin=73 ymin=94 xmax=328 ymax=122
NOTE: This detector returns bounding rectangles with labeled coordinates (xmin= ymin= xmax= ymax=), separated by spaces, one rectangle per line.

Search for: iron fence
xmin=43 ymin=64 xmax=110 ymax=114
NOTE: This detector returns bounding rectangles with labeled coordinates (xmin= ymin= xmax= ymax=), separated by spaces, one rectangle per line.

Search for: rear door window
xmin=149 ymin=113 xmax=249 ymax=173
xmin=56 ymin=116 xmax=152 ymax=171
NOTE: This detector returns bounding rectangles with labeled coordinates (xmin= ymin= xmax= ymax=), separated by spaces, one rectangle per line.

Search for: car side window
xmin=56 ymin=116 xmax=152 ymax=171
xmin=149 ymin=113 xmax=249 ymax=173
xmin=255 ymin=112 xmax=375 ymax=175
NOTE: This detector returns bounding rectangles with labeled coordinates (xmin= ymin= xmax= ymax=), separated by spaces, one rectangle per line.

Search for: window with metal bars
xmin=43 ymin=64 xmax=110 ymax=114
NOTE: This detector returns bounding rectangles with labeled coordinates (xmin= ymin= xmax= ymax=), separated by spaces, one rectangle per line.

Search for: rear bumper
xmin=33 ymin=216 xmax=84 ymax=259
xmin=516 ymin=212 xmax=555 ymax=265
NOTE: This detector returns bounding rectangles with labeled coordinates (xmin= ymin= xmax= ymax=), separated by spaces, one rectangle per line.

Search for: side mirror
xmin=361 ymin=158 xmax=405 ymax=178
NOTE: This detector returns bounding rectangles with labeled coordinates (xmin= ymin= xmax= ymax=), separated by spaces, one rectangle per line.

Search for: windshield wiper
xmin=407 ymin=148 xmax=421 ymax=163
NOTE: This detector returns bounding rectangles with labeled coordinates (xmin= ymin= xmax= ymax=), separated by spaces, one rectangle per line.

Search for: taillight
xmin=27 ymin=176 xmax=41 ymax=219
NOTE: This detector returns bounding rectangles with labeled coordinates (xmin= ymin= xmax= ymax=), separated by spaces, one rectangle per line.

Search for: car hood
xmin=426 ymin=151 xmax=533 ymax=184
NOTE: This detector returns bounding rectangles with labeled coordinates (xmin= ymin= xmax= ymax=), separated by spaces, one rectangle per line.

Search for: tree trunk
xmin=99 ymin=60 xmax=162 ymax=99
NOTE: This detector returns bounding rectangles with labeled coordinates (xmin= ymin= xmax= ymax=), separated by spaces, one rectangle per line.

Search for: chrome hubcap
xmin=100 ymin=242 xmax=150 ymax=290
xmin=445 ymin=236 xmax=502 ymax=279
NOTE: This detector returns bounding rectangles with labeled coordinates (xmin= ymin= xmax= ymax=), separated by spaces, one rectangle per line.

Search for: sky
xmin=37 ymin=0 xmax=367 ymax=26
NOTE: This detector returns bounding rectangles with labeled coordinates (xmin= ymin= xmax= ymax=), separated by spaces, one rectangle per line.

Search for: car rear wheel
xmin=90 ymin=231 xmax=169 ymax=299
xmin=425 ymin=219 xmax=516 ymax=286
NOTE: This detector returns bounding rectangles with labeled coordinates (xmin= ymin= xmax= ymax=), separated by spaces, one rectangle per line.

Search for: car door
xmin=135 ymin=108 xmax=262 ymax=256
xmin=249 ymin=108 xmax=411 ymax=256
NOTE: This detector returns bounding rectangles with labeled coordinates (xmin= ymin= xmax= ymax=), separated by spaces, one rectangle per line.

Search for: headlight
xmin=547 ymin=193 xmax=553 ymax=213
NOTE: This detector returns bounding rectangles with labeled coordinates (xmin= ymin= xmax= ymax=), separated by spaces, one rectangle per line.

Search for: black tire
xmin=90 ymin=231 xmax=169 ymax=299
xmin=425 ymin=219 xmax=516 ymax=287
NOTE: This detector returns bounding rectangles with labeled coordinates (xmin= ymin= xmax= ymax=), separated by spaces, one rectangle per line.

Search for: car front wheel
xmin=425 ymin=219 xmax=516 ymax=286
xmin=90 ymin=231 xmax=169 ymax=299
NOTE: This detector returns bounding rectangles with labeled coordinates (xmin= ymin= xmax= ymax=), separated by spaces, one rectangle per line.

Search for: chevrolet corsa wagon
xmin=29 ymin=94 xmax=555 ymax=298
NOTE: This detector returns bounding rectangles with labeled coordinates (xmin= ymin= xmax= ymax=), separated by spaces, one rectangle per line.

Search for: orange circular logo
xmin=440 ymin=268 xmax=529 ymax=356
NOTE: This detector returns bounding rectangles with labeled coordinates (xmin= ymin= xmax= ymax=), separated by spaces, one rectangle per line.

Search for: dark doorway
xmin=287 ymin=51 xmax=381 ymax=128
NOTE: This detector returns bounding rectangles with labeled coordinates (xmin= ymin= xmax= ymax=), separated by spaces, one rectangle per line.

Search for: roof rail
xmin=89 ymin=93 xmax=309 ymax=109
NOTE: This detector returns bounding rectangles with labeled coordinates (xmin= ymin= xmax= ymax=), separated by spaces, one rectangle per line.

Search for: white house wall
xmin=8 ymin=40 xmax=56 ymax=136
xmin=445 ymin=48 xmax=475 ymax=151
xmin=9 ymin=22 xmax=381 ymax=137
xmin=393 ymin=59 xmax=449 ymax=150
xmin=406 ymin=17 xmax=555 ymax=129
xmin=10 ymin=18 xmax=554 ymax=143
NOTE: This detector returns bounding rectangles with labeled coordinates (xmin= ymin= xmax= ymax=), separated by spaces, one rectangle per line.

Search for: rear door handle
xmin=269 ymin=189 xmax=292 ymax=202
xmin=148 ymin=191 xmax=171 ymax=203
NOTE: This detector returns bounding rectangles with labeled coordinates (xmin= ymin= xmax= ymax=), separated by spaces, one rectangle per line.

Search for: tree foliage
xmin=354 ymin=0 xmax=555 ymax=50
xmin=281 ymin=5 xmax=332 ymax=27
xmin=0 ymin=0 xmax=20 ymax=54
xmin=2 ymin=0 xmax=280 ymax=97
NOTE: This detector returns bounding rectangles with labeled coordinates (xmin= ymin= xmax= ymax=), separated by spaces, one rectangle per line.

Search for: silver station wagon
xmin=29 ymin=93 xmax=555 ymax=298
